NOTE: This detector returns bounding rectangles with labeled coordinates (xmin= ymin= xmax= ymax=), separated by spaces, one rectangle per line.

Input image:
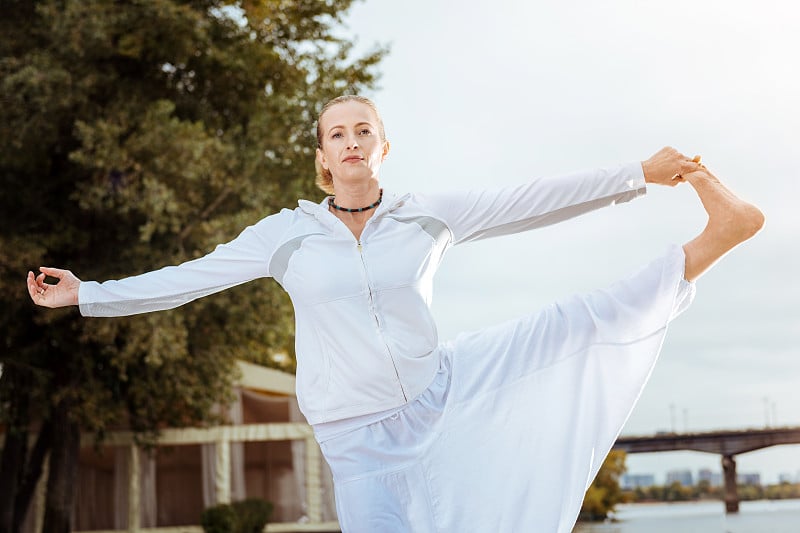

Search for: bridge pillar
xmin=722 ymin=454 xmax=739 ymax=513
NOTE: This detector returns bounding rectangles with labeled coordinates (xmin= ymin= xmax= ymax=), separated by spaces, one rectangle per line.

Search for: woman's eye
xmin=359 ymin=129 xmax=371 ymax=135
xmin=331 ymin=132 xmax=342 ymax=139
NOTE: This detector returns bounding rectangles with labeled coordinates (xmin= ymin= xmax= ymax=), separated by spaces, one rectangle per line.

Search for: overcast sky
xmin=341 ymin=0 xmax=800 ymax=483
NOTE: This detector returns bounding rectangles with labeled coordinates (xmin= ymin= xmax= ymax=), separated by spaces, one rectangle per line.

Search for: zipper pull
xmin=357 ymin=241 xmax=363 ymax=253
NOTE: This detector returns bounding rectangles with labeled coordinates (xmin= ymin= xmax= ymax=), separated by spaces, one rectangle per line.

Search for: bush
xmin=201 ymin=499 xmax=273 ymax=533
xmin=201 ymin=504 xmax=238 ymax=533
xmin=232 ymin=499 xmax=274 ymax=533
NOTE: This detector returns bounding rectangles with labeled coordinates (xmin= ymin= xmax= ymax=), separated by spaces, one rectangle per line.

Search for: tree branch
xmin=177 ymin=186 xmax=233 ymax=243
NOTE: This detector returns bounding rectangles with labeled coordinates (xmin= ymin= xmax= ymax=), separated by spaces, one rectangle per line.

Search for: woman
xmin=28 ymin=95 xmax=763 ymax=532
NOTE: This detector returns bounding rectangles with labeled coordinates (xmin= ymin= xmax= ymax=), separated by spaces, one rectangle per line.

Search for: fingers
xmin=39 ymin=266 xmax=71 ymax=279
xmin=28 ymin=267 xmax=72 ymax=306
xmin=663 ymin=147 xmax=701 ymax=169
xmin=28 ymin=266 xmax=82 ymax=307
xmin=667 ymin=153 xmax=703 ymax=186
xmin=27 ymin=271 xmax=39 ymax=300
xmin=673 ymin=152 xmax=702 ymax=177
xmin=661 ymin=147 xmax=698 ymax=160
xmin=28 ymin=270 xmax=47 ymax=292
xmin=37 ymin=266 xmax=75 ymax=292
xmin=679 ymin=159 xmax=702 ymax=175
xmin=662 ymin=146 xmax=698 ymax=163
xmin=27 ymin=270 xmax=49 ymax=304
xmin=649 ymin=147 xmax=709 ymax=187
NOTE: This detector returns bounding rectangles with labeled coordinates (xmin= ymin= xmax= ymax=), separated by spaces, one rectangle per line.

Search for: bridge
xmin=613 ymin=426 xmax=800 ymax=513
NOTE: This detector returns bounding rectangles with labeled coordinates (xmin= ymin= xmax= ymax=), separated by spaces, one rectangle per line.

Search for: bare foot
xmin=681 ymin=167 xmax=764 ymax=282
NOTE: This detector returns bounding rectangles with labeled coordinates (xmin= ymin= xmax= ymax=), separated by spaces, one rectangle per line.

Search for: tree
xmin=579 ymin=449 xmax=627 ymax=521
xmin=0 ymin=1 xmax=385 ymax=532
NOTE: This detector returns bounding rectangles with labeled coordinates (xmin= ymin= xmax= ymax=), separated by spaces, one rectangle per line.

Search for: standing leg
xmin=682 ymin=167 xmax=764 ymax=282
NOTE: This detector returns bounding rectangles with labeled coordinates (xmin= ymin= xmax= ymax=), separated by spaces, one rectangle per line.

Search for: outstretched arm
xmin=415 ymin=146 xmax=700 ymax=245
xmin=26 ymin=210 xmax=293 ymax=316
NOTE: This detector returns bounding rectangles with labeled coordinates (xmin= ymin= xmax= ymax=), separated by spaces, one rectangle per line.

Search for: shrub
xmin=201 ymin=504 xmax=238 ymax=533
xmin=232 ymin=499 xmax=274 ymax=533
xmin=201 ymin=499 xmax=273 ymax=533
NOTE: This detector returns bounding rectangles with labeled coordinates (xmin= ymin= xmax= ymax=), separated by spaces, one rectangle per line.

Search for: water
xmin=572 ymin=499 xmax=800 ymax=533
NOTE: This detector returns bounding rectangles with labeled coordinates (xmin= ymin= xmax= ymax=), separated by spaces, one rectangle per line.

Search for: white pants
xmin=317 ymin=245 xmax=695 ymax=533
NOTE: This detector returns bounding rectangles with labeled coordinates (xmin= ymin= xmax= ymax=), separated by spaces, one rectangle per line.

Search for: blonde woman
xmin=29 ymin=95 xmax=763 ymax=532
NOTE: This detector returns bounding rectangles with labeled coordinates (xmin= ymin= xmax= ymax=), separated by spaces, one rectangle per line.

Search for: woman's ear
xmin=316 ymin=147 xmax=328 ymax=170
xmin=381 ymin=140 xmax=391 ymax=161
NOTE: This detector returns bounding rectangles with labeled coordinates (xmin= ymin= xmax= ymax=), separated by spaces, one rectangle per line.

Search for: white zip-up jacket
xmin=79 ymin=161 xmax=646 ymax=424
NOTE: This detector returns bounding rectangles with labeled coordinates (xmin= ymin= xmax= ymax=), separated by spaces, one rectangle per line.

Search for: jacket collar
xmin=297 ymin=189 xmax=410 ymax=231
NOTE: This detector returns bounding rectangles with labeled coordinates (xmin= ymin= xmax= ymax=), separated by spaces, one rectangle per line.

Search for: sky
xmin=340 ymin=0 xmax=800 ymax=484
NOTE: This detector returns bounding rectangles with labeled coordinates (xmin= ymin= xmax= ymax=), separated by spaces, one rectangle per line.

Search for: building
xmin=14 ymin=360 xmax=339 ymax=533
xmin=698 ymin=468 xmax=723 ymax=487
xmin=666 ymin=469 xmax=694 ymax=486
xmin=737 ymin=472 xmax=762 ymax=486
xmin=621 ymin=473 xmax=656 ymax=489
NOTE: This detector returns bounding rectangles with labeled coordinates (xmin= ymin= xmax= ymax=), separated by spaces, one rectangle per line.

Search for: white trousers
xmin=317 ymin=245 xmax=695 ymax=533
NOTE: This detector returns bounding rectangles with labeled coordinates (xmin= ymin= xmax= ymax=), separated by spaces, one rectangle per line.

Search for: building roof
xmin=236 ymin=360 xmax=296 ymax=397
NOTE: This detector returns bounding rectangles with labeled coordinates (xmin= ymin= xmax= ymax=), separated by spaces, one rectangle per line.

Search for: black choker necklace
xmin=329 ymin=189 xmax=383 ymax=213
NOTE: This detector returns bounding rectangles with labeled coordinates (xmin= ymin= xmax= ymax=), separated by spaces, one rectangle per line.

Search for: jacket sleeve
xmin=412 ymin=161 xmax=646 ymax=245
xmin=78 ymin=209 xmax=293 ymax=317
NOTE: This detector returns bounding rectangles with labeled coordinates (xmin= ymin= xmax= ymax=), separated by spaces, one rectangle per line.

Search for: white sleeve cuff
xmin=623 ymin=160 xmax=647 ymax=194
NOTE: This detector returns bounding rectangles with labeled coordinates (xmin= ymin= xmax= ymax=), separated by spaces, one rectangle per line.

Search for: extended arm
xmin=415 ymin=147 xmax=699 ymax=244
xmin=28 ymin=210 xmax=292 ymax=317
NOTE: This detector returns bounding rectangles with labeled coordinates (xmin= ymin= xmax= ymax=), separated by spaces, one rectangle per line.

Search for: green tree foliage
xmin=580 ymin=449 xmax=627 ymax=521
xmin=0 ymin=1 xmax=384 ymax=532
xmin=764 ymin=482 xmax=800 ymax=500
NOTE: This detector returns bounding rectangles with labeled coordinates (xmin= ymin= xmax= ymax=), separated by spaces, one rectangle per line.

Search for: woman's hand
xmin=642 ymin=147 xmax=702 ymax=187
xmin=27 ymin=267 xmax=81 ymax=308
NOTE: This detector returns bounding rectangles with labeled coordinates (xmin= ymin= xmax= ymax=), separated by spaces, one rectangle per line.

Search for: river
xmin=572 ymin=499 xmax=800 ymax=533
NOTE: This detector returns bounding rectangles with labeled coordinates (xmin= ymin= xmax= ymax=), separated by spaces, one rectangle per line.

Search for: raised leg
xmin=682 ymin=167 xmax=765 ymax=282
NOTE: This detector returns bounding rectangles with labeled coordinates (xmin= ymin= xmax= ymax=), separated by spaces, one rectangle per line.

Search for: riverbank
xmin=621 ymin=481 xmax=800 ymax=504
xmin=573 ymin=498 xmax=800 ymax=533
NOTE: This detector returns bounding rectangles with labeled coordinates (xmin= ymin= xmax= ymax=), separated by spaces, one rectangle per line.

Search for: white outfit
xmin=78 ymin=160 xmax=695 ymax=531
xmin=319 ymin=246 xmax=693 ymax=532
xmin=79 ymin=161 xmax=646 ymax=425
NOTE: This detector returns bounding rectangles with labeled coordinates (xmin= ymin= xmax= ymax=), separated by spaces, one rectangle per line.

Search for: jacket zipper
xmin=357 ymin=239 xmax=408 ymax=402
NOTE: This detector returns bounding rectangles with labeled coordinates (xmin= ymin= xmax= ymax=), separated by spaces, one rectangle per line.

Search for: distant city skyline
xmin=623 ymin=466 xmax=800 ymax=488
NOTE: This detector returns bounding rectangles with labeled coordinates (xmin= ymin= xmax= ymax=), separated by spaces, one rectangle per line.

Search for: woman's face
xmin=316 ymin=100 xmax=389 ymax=188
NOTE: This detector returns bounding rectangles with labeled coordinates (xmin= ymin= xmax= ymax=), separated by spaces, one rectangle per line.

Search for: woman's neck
xmin=328 ymin=180 xmax=382 ymax=238
xmin=330 ymin=180 xmax=381 ymax=210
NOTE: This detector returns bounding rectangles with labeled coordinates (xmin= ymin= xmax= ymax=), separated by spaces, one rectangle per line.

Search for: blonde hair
xmin=315 ymin=95 xmax=387 ymax=195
